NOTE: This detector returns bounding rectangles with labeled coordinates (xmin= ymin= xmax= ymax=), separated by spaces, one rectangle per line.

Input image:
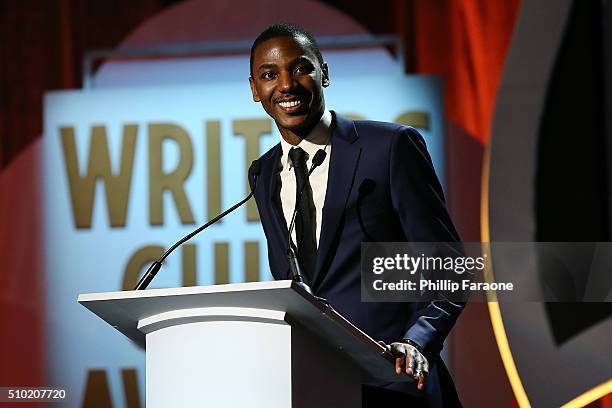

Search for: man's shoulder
xmin=258 ymin=143 xmax=281 ymax=164
xmin=336 ymin=116 xmax=430 ymax=160
xmin=345 ymin=117 xmax=424 ymax=147
xmin=354 ymin=119 xmax=406 ymax=133
xmin=249 ymin=143 xmax=280 ymax=191
xmin=334 ymin=113 xmax=421 ymax=140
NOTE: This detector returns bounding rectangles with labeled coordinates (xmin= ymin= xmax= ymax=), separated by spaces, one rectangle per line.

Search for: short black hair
xmin=250 ymin=23 xmax=324 ymax=76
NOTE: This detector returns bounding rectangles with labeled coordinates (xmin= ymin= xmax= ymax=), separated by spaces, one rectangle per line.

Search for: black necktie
xmin=289 ymin=147 xmax=317 ymax=280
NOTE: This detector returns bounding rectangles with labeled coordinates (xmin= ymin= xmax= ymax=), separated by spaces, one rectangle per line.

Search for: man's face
xmin=249 ymin=35 xmax=329 ymax=138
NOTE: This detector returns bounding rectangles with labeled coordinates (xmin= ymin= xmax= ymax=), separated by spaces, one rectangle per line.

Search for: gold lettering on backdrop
xmin=81 ymin=369 xmax=112 ymax=407
xmin=215 ymin=242 xmax=229 ymax=284
xmin=122 ymin=245 xmax=164 ymax=290
xmin=394 ymin=111 xmax=430 ymax=130
xmin=233 ymin=119 xmax=271 ymax=221
xmin=182 ymin=244 xmax=197 ymax=286
xmin=244 ymin=241 xmax=260 ymax=282
xmin=206 ymin=121 xmax=222 ymax=222
xmin=82 ymin=369 xmax=142 ymax=408
xmin=121 ymin=369 xmax=142 ymax=408
xmin=148 ymin=123 xmax=195 ymax=225
xmin=60 ymin=125 xmax=137 ymax=229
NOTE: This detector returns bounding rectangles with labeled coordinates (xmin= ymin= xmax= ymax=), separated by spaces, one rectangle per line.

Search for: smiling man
xmin=248 ymin=23 xmax=464 ymax=407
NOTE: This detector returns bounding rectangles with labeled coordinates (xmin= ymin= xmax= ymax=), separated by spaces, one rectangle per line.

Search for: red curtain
xmin=412 ymin=1 xmax=521 ymax=407
xmin=0 ymin=0 xmax=162 ymax=390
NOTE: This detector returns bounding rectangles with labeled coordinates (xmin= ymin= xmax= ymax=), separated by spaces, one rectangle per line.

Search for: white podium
xmin=78 ymin=280 xmax=411 ymax=407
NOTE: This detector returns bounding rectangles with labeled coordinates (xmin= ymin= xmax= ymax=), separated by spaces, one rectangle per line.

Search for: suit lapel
xmin=312 ymin=113 xmax=361 ymax=288
xmin=261 ymin=144 xmax=290 ymax=276
xmin=267 ymin=148 xmax=287 ymax=237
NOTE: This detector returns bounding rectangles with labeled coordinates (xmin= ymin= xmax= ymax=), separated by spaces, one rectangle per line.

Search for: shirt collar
xmin=280 ymin=109 xmax=332 ymax=169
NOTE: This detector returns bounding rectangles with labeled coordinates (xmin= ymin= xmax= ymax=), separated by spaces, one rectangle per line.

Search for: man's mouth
xmin=276 ymin=98 xmax=306 ymax=113
xmin=279 ymin=100 xmax=301 ymax=108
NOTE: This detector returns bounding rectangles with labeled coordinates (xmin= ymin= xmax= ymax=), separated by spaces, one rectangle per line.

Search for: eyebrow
xmin=256 ymin=56 xmax=314 ymax=71
xmin=292 ymin=56 xmax=312 ymax=64
xmin=257 ymin=63 xmax=277 ymax=71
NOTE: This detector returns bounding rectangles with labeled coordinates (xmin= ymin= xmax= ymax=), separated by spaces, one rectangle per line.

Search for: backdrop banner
xmin=43 ymin=75 xmax=443 ymax=406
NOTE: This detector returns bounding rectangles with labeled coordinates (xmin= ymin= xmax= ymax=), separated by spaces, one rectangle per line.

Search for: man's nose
xmin=278 ymin=71 xmax=297 ymax=92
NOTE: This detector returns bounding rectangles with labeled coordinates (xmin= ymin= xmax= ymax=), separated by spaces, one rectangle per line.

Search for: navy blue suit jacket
xmin=251 ymin=113 xmax=464 ymax=406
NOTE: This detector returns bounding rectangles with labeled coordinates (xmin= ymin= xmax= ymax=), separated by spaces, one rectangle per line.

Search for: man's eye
xmin=294 ymin=65 xmax=313 ymax=75
xmin=261 ymin=72 xmax=276 ymax=80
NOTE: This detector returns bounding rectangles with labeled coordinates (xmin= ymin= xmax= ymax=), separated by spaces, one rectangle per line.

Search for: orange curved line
xmin=560 ymin=380 xmax=612 ymax=408
xmin=480 ymin=140 xmax=531 ymax=407
xmin=482 ymin=133 xmax=610 ymax=408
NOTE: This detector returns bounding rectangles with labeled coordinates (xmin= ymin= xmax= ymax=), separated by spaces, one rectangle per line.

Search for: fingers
xmin=414 ymin=355 xmax=424 ymax=390
xmin=395 ymin=355 xmax=405 ymax=375
xmin=390 ymin=342 xmax=407 ymax=374
xmin=417 ymin=372 xmax=425 ymax=391
xmin=413 ymin=352 xmax=429 ymax=391
xmin=405 ymin=347 xmax=416 ymax=376
xmin=389 ymin=342 xmax=429 ymax=390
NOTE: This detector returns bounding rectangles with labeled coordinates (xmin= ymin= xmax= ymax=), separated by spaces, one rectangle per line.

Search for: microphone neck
xmin=134 ymin=161 xmax=261 ymax=290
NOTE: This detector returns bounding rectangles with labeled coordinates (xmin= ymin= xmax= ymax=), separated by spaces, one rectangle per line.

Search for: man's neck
xmin=278 ymin=110 xmax=332 ymax=146
xmin=280 ymin=131 xmax=303 ymax=146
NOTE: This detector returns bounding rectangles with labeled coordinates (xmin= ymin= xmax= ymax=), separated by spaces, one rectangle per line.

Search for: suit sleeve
xmin=389 ymin=126 xmax=464 ymax=360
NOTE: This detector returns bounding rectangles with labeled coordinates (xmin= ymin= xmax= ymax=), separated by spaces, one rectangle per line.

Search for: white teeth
xmin=279 ymin=100 xmax=300 ymax=108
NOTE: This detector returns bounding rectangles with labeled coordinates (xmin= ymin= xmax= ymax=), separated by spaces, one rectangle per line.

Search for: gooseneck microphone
xmin=286 ymin=149 xmax=327 ymax=293
xmin=134 ymin=160 xmax=262 ymax=290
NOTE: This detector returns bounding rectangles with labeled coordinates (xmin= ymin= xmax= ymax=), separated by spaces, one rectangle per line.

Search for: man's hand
xmin=382 ymin=341 xmax=429 ymax=391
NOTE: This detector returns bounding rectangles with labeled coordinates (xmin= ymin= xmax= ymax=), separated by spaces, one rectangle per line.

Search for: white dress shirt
xmin=279 ymin=109 xmax=332 ymax=248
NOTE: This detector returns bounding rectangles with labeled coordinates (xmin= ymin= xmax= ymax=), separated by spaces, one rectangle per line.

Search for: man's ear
xmin=321 ymin=62 xmax=330 ymax=87
xmin=249 ymin=76 xmax=260 ymax=102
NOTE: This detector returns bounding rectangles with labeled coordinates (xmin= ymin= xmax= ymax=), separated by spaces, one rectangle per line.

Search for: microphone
xmin=134 ymin=160 xmax=262 ymax=290
xmin=286 ymin=149 xmax=327 ymax=293
xmin=311 ymin=149 xmax=327 ymax=168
